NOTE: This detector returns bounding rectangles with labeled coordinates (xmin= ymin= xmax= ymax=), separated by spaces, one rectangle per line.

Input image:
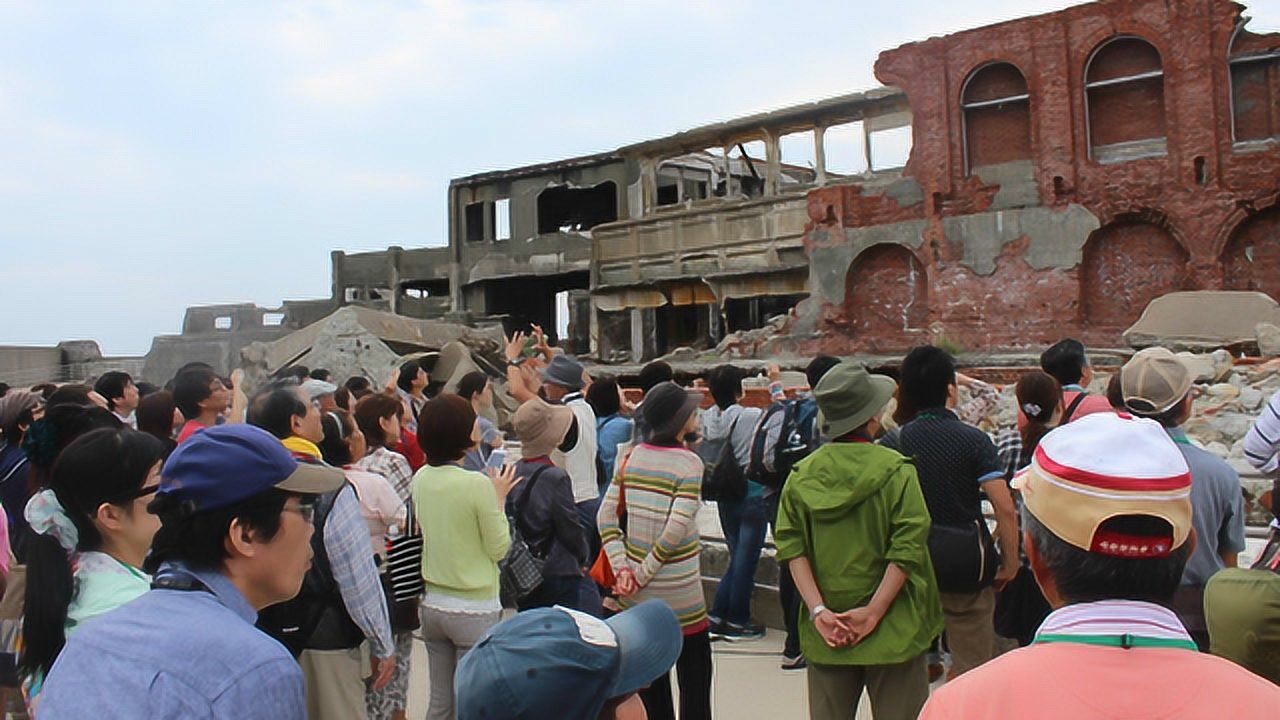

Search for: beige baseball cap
xmin=1121 ymin=347 xmax=1193 ymax=415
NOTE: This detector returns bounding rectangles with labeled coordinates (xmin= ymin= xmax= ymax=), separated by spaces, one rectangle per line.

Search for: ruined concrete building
xmin=335 ymin=0 xmax=1280 ymax=363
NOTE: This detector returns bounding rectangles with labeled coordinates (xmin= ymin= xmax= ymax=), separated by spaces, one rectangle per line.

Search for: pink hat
xmin=1013 ymin=412 xmax=1192 ymax=558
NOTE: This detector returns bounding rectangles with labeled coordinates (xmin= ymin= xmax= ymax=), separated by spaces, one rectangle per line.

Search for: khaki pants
xmin=806 ymin=653 xmax=929 ymax=720
xmin=940 ymin=588 xmax=995 ymax=677
xmin=300 ymin=645 xmax=370 ymax=720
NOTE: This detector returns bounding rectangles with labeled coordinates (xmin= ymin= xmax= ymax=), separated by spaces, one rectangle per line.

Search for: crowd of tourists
xmin=0 ymin=329 xmax=1277 ymax=719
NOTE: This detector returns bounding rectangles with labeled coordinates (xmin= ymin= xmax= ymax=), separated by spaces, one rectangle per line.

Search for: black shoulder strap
xmin=512 ymin=465 xmax=551 ymax=522
xmin=1062 ymin=392 xmax=1089 ymax=424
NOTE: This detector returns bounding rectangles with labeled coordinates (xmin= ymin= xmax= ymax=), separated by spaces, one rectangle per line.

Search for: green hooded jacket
xmin=775 ymin=440 xmax=943 ymax=666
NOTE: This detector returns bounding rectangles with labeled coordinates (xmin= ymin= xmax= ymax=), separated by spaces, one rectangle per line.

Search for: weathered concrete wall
xmin=802 ymin=0 xmax=1280 ymax=354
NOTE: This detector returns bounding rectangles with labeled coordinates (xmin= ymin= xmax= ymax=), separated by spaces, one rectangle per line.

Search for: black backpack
xmin=256 ymin=483 xmax=366 ymax=657
xmin=699 ymin=417 xmax=746 ymax=502
xmin=747 ymin=398 xmax=820 ymax=490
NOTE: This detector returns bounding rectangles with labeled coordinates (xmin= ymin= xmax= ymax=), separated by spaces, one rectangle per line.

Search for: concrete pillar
xmin=388 ymin=246 xmax=403 ymax=315
xmin=640 ymin=157 xmax=658 ymax=214
xmin=863 ymin=123 xmax=874 ymax=174
xmin=764 ymin=131 xmax=781 ymax=196
xmin=722 ymin=144 xmax=734 ymax=197
xmin=330 ymin=251 xmax=345 ymax=307
xmin=814 ymin=125 xmax=828 ymax=184
xmin=630 ymin=308 xmax=646 ymax=362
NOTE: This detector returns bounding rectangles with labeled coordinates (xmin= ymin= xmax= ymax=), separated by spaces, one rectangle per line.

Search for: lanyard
xmin=1034 ymin=632 xmax=1198 ymax=651
xmin=1169 ymin=434 xmax=1193 ymax=447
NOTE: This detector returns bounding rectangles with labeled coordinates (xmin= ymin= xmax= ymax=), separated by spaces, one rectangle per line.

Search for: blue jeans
xmin=711 ymin=495 xmax=769 ymax=626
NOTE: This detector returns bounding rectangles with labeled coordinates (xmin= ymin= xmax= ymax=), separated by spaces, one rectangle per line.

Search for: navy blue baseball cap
xmin=159 ymin=423 xmax=344 ymax=514
xmin=456 ymin=600 xmax=682 ymax=720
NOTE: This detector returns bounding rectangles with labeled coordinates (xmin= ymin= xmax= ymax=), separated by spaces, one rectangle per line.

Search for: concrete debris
xmin=1124 ymin=291 xmax=1280 ymax=350
xmin=968 ymin=352 xmax=1280 ymax=526
xmin=1257 ymin=323 xmax=1280 ymax=357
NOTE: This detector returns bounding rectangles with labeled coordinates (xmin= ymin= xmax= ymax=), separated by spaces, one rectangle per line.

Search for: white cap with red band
xmin=1012 ymin=412 xmax=1193 ymax=558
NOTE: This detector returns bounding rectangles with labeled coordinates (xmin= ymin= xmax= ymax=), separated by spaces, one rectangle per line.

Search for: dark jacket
xmin=509 ymin=459 xmax=589 ymax=577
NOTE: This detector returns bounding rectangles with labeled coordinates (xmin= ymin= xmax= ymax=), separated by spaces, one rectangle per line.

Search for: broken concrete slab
xmin=239 ymin=306 xmax=505 ymax=394
xmin=1124 ymin=291 xmax=1280 ymax=350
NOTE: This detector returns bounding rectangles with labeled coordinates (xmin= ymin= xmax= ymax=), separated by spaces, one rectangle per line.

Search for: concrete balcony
xmin=593 ymin=192 xmax=812 ymax=289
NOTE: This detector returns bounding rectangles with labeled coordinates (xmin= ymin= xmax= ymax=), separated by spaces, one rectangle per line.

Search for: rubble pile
xmin=969 ymin=348 xmax=1279 ymax=526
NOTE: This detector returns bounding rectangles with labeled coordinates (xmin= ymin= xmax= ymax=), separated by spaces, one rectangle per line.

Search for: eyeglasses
xmin=106 ymin=484 xmax=161 ymax=504
xmin=282 ymin=502 xmax=317 ymax=524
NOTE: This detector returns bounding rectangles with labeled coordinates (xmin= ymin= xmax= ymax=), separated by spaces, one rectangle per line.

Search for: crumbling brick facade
xmin=804 ymin=0 xmax=1280 ymax=354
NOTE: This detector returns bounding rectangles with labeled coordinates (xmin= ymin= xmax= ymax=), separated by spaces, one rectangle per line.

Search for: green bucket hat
xmin=814 ymin=361 xmax=897 ymax=439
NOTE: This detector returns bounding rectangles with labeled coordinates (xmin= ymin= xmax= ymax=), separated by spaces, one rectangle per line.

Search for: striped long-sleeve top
xmin=598 ymin=442 xmax=708 ymax=633
xmin=1243 ymin=389 xmax=1280 ymax=529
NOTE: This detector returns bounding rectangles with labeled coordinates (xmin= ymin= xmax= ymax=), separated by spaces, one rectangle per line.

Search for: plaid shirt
xmin=326 ymin=485 xmax=394 ymax=658
xmin=357 ymin=446 xmax=414 ymax=502
xmin=994 ymin=427 xmax=1027 ymax=482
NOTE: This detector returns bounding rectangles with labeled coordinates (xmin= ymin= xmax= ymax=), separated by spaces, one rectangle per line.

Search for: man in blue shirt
xmin=39 ymin=423 xmax=346 ymax=719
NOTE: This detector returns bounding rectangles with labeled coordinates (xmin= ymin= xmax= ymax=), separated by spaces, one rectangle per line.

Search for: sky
xmin=1 ymin=0 xmax=1277 ymax=356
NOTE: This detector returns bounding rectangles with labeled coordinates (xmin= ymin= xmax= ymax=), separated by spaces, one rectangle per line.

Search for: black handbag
xmin=927 ymin=518 xmax=999 ymax=594
xmin=499 ymin=467 xmax=552 ymax=606
xmin=702 ymin=418 xmax=746 ymax=502
xmin=383 ymin=500 xmax=423 ymax=632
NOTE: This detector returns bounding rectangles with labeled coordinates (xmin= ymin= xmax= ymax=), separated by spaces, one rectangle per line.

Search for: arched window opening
xmin=1229 ymin=21 xmax=1280 ymax=145
xmin=962 ymin=62 xmax=1032 ymax=172
xmin=1085 ymin=37 xmax=1167 ymax=163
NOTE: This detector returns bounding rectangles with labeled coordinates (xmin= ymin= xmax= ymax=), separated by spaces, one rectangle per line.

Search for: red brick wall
xmin=1223 ymin=207 xmax=1280 ymax=298
xmin=803 ymin=0 xmax=1280 ymax=354
xmin=841 ymin=244 xmax=929 ymax=351
xmin=1081 ymin=220 xmax=1189 ymax=328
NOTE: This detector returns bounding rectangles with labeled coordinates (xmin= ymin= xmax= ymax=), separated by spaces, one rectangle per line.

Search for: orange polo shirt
xmin=920 ymin=601 xmax=1280 ymax=719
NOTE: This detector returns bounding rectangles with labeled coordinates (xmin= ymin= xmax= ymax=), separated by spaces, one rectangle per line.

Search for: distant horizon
xmin=1 ymin=0 xmax=1275 ymax=356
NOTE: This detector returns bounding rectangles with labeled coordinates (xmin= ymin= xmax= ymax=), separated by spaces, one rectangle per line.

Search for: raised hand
xmin=487 ymin=463 xmax=522 ymax=503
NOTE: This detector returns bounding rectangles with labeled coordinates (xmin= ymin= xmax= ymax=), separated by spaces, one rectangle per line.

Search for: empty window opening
xmin=262 ymin=312 xmax=285 ymax=326
xmin=536 ymin=182 xmax=618 ymax=234
xmin=1086 ymin=36 xmax=1167 ymax=161
xmin=822 ymin=121 xmax=867 ymax=177
xmin=777 ymin=130 xmax=818 ymax=187
xmin=962 ymin=62 xmax=1032 ymax=172
xmin=494 ymin=198 xmax=511 ymax=242
xmin=1194 ymin=156 xmax=1207 ymax=185
xmin=1229 ymin=22 xmax=1280 ymax=144
xmin=402 ymin=279 xmax=450 ymax=299
xmin=465 ymin=202 xmax=485 ymax=243
xmin=724 ymin=294 xmax=807 ymax=333
xmin=869 ymin=125 xmax=913 ymax=171
xmin=726 ymin=140 xmax=766 ymax=198
xmin=657 ymin=151 xmax=719 ymax=206
xmin=214 ymin=316 xmax=232 ymax=330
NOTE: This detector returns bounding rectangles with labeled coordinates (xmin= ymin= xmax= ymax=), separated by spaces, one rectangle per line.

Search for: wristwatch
xmin=508 ymin=357 xmax=527 ymax=367
xmin=811 ymin=603 xmax=829 ymax=617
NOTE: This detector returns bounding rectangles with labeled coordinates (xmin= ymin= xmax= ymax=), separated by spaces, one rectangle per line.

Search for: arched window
xmin=962 ymin=62 xmax=1031 ymax=172
xmin=1229 ymin=22 xmax=1280 ymax=144
xmin=1085 ymin=37 xmax=1167 ymax=162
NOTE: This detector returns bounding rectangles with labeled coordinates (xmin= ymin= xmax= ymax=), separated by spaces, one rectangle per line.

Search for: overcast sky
xmin=2 ymin=0 xmax=1276 ymax=356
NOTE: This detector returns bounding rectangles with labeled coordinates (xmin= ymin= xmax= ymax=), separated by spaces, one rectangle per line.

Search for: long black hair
xmin=21 ymin=428 xmax=164 ymax=678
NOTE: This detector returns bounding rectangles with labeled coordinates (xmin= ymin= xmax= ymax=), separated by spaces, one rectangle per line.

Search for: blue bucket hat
xmin=456 ymin=600 xmax=682 ymax=719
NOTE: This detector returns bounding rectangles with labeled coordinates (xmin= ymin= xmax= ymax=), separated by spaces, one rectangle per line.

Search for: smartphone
xmin=485 ymin=448 xmax=508 ymax=471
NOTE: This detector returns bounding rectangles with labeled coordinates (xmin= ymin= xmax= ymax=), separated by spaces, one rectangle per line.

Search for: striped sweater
xmin=598 ymin=442 xmax=708 ymax=633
